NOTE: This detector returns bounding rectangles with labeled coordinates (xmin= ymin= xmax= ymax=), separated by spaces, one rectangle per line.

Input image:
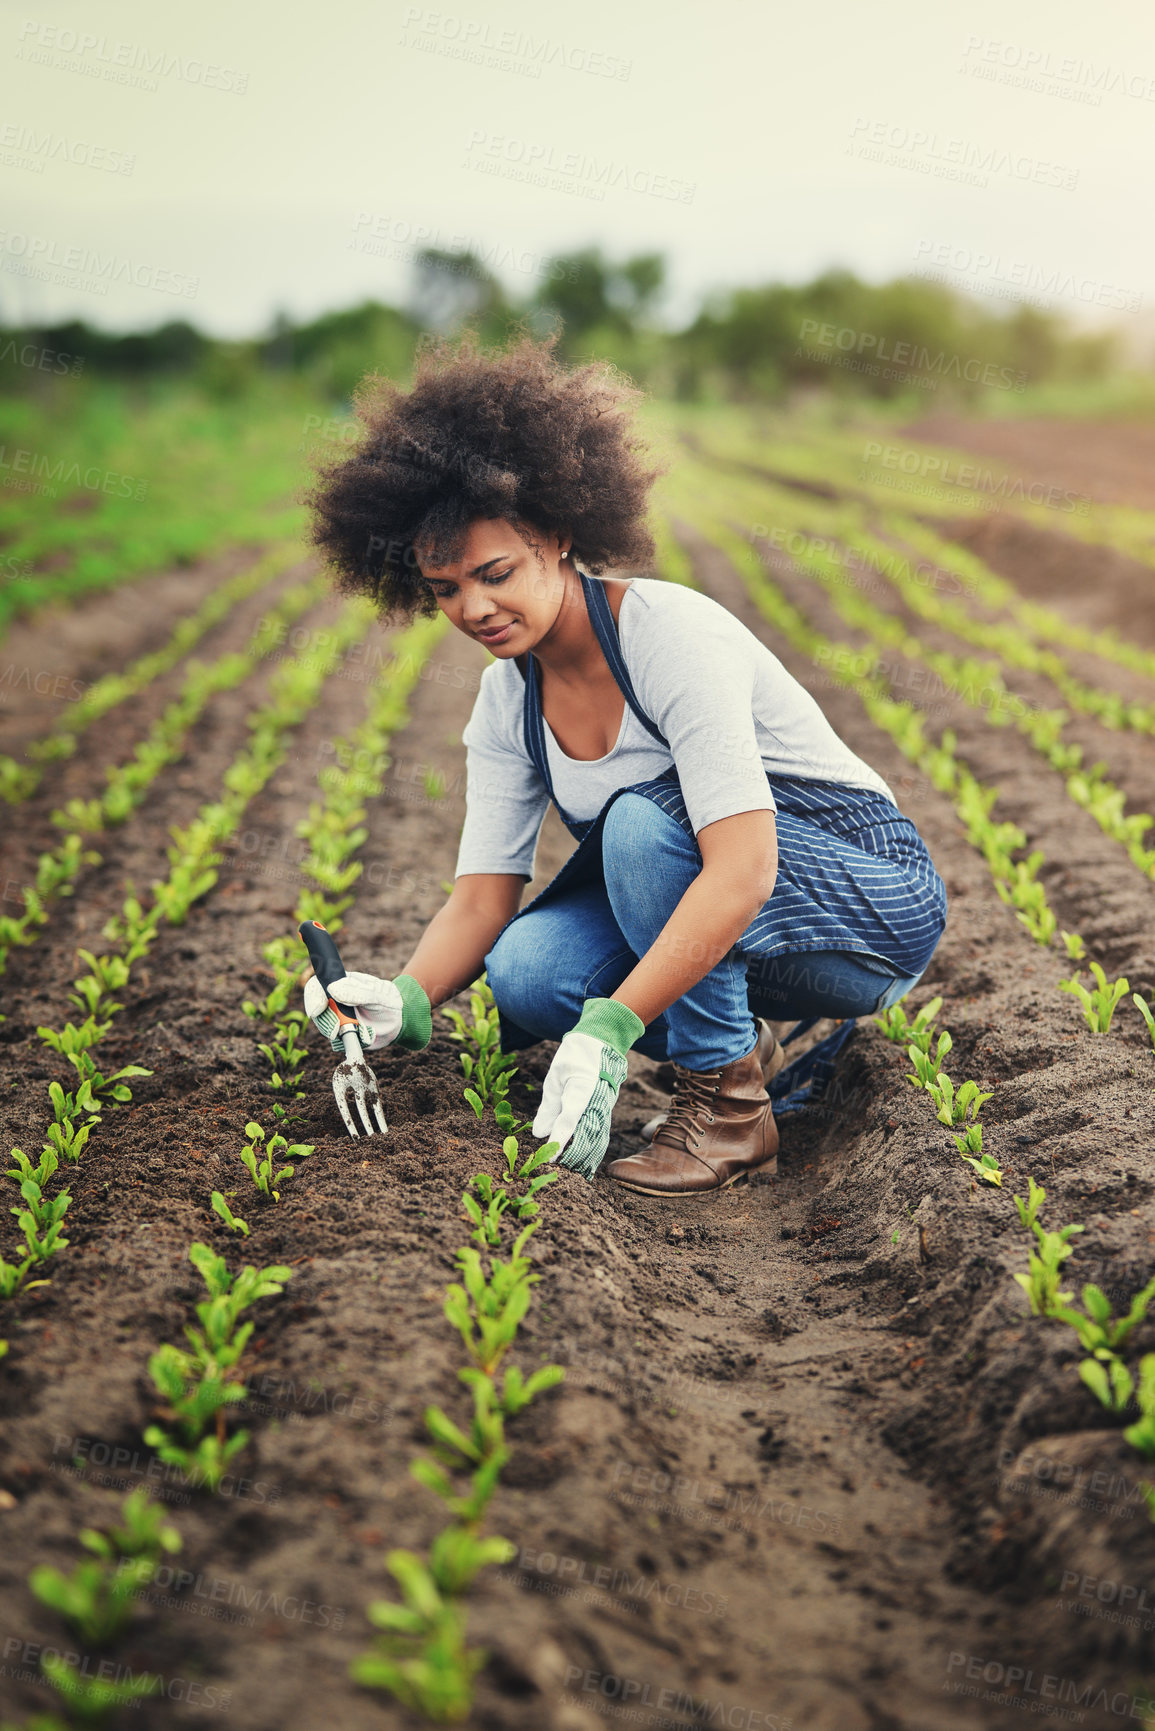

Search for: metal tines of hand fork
xmin=298 ymin=918 xmax=389 ymax=1138
xmin=334 ymin=1021 xmax=389 ymax=1138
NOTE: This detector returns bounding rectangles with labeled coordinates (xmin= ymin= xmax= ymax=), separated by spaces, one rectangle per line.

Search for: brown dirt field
xmin=2 ymin=423 xmax=1155 ymax=1731
xmin=902 ymin=415 xmax=1155 ymax=513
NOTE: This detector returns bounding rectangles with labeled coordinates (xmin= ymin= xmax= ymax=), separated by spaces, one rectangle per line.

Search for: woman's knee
xmin=483 ymin=920 xmax=539 ymax=1010
xmin=602 ymin=793 xmax=689 ymax=870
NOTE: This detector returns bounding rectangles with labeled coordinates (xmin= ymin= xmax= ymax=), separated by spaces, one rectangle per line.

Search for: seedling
xmin=960 ymin=1149 xmax=1003 ymax=1187
xmin=462 ymin=1176 xmax=510 ymax=1249
xmin=48 ymin=1078 xmax=102 ymax=1124
xmin=37 ymin=1015 xmax=110 ymax=1058
xmin=1123 ymin=1357 xmax=1155 ymax=1459
xmin=36 ymin=1020 xmax=152 ymax=1106
xmin=1080 ymin=1354 xmax=1135 ymax=1414
xmin=11 ymin=1172 xmax=71 ymax=1254
xmin=906 ymin=1031 xmax=952 ymax=1089
xmin=29 ymin=1488 xmax=180 ymax=1646
xmin=444 ymin=1223 xmax=541 ymax=1377
xmin=1134 ymin=992 xmax=1155 ymax=1053
xmin=353 ymin=1554 xmax=487 ymax=1720
xmin=44 ymin=1116 xmax=96 ymax=1165
xmin=40 ymin=1653 xmax=160 ymax=1717
xmin=241 ymin=1120 xmax=315 ymax=1200
xmin=101 ymin=888 xmax=162 ymax=966
xmin=144 ymin=1243 xmax=291 ymax=1490
xmin=1061 ymin=930 xmax=1087 ymax=962
xmin=1013 ymin=1177 xmax=1084 ymax=1316
xmin=0 ymin=1250 xmax=44 ymax=1298
xmin=211 ymin=1192 xmax=250 ymax=1236
xmin=256 ymin=1017 xmax=309 ymax=1091
xmin=443 ymin=977 xmax=522 ymax=1119
xmin=8 ymin=1145 xmax=59 ymax=1190
xmin=500 ymin=1135 xmax=560 ymax=1221
xmin=1060 ymin=962 xmax=1130 ymax=1033
xmin=926 ymin=1072 xmax=994 ymax=1127
xmin=874 ymin=995 xmax=942 ymax=1052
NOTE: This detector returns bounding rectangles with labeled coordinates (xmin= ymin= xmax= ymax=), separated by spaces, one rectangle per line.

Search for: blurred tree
xmin=408 ymin=247 xmax=510 ymax=337
xmin=277 ymin=299 xmax=418 ymax=400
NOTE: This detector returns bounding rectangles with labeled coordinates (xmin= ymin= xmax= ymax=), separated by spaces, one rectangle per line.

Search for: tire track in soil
xmin=2 ymin=557 xmax=1153 ymax=1729
xmin=0 ymin=556 xmax=319 ymax=903
xmin=0 ymin=543 xmax=276 ymax=737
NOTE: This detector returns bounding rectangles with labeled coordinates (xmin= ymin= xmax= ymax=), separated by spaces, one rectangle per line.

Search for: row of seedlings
xmin=0 ymin=570 xmax=335 ymax=974
xmin=681 ymin=455 xmax=1155 ymax=882
xmin=354 ymin=997 xmax=563 ymax=1721
xmin=8 ymin=1243 xmax=294 ymax=1726
xmin=0 ymin=599 xmax=376 ymax=1306
xmin=240 ymin=608 xmax=449 ymax=1140
xmin=0 ymin=542 xmax=305 ymax=804
xmin=684 ymin=412 xmax=1155 ymax=688
xmin=666 ymin=475 xmax=1153 ymax=1050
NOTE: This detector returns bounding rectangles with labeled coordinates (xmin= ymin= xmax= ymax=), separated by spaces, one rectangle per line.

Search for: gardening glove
xmin=302 ymin=970 xmax=432 ymax=1055
xmin=532 ymin=997 xmax=646 ymax=1181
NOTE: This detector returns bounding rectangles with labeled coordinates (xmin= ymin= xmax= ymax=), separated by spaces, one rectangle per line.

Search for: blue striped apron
xmin=497 ymin=571 xmax=947 ymax=1112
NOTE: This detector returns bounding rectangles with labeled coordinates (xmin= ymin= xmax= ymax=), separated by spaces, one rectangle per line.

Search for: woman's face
xmin=416 ymin=516 xmax=572 ymax=655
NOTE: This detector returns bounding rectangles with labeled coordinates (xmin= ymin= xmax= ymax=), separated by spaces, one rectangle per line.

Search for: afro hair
xmin=303 ymin=329 xmax=665 ymax=622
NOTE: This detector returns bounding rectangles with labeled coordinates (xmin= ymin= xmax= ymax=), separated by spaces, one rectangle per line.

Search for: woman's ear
xmin=557 ymin=531 xmax=573 ymax=562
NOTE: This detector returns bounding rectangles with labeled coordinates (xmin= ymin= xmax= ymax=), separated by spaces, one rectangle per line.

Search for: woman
xmin=300 ymin=334 xmax=947 ymax=1197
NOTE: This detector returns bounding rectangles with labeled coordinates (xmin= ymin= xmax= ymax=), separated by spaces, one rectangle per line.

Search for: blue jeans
xmin=485 ymin=795 xmax=928 ymax=1070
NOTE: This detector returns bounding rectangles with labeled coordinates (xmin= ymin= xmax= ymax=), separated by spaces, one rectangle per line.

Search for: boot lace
xmin=657 ymin=1063 xmax=722 ymax=1145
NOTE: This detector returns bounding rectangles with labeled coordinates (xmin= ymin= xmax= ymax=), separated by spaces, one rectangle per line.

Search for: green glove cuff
xmin=392 ymin=973 xmax=432 ymax=1051
xmin=574 ymin=996 xmax=646 ymax=1057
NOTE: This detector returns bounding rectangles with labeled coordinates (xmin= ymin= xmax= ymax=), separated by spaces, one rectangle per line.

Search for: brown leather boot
xmin=638 ymin=1019 xmax=786 ymax=1144
xmin=605 ymin=1039 xmax=779 ymax=1196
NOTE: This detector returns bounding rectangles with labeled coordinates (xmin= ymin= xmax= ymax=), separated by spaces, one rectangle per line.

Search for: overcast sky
xmin=4 ymin=0 xmax=1154 ymax=346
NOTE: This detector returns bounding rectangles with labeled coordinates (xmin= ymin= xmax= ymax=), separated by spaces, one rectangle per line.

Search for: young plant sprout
xmin=959 ymin=1145 xmax=1003 ymax=1187
xmin=1123 ymin=1359 xmax=1155 ymax=1460
xmin=0 ymin=1248 xmax=48 ymax=1298
xmin=442 ymin=976 xmax=529 ymax=1127
xmin=1013 ymin=1177 xmax=1085 ymax=1316
xmin=873 ymin=995 xmax=942 ymax=1053
xmin=1060 ymin=962 xmax=1130 ymax=1033
xmin=1134 ymin=992 xmax=1155 ymax=1054
xmin=925 ymin=1072 xmax=994 ymax=1128
xmin=144 ymin=1243 xmax=291 ymax=1492
xmin=240 ymin=1121 xmax=315 ymax=1200
xmin=211 ymin=1192 xmax=251 ymax=1236
xmin=355 ymin=1129 xmax=563 ymax=1721
xmin=10 ymin=1175 xmax=70 ymax=1262
xmin=906 ymin=1031 xmax=953 ymax=1089
xmin=29 ymin=1487 xmax=181 ymax=1647
xmin=256 ymin=1019 xmax=309 ymax=1092
xmin=1061 ymin=930 xmax=1087 ymax=961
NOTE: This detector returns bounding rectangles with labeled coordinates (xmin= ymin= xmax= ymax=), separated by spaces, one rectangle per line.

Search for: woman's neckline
xmin=543 ymin=688 xmax=632 ymax=765
xmin=540 ymin=577 xmax=639 ymax=764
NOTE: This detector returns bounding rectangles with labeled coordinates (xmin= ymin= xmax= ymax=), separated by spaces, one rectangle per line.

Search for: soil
xmin=2 ymin=424 xmax=1155 ymax=1731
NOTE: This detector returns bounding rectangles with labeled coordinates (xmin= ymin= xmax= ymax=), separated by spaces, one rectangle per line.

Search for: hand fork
xmin=298 ymin=919 xmax=388 ymax=1137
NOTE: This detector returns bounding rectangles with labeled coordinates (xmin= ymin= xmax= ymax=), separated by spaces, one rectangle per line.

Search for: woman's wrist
xmin=574 ymin=996 xmax=646 ymax=1057
xmin=391 ymin=973 xmax=432 ymax=1050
